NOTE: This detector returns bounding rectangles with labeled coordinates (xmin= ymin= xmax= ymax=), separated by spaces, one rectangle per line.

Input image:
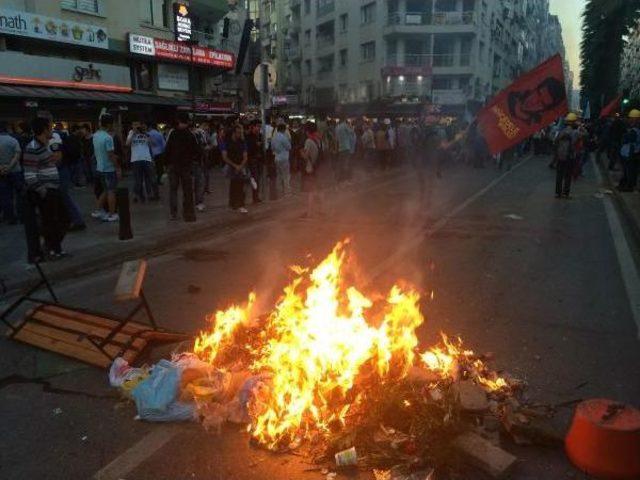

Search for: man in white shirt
xmin=126 ymin=120 xmax=158 ymax=202
xmin=270 ymin=122 xmax=292 ymax=196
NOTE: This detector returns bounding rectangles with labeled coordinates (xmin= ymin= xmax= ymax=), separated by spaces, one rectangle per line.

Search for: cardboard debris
xmin=452 ymin=381 xmax=489 ymax=412
xmin=453 ymin=431 xmax=517 ymax=479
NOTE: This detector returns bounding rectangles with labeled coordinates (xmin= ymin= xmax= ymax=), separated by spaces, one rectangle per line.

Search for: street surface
xmin=1 ymin=155 xmax=639 ymax=480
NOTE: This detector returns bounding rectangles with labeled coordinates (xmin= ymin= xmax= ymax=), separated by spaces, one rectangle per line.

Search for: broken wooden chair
xmin=1 ymin=260 xmax=189 ymax=369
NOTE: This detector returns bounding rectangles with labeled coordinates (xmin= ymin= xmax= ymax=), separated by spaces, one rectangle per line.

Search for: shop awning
xmin=0 ymin=85 xmax=189 ymax=106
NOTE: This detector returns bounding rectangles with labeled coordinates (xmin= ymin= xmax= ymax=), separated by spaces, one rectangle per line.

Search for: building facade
xmin=0 ymin=0 xmax=234 ymax=124
xmin=268 ymin=0 xmax=568 ymax=115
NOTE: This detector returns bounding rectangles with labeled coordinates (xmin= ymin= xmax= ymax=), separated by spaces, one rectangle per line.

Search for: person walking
xmin=147 ymin=122 xmax=166 ymax=186
xmin=554 ymin=113 xmax=579 ymax=198
xmin=127 ymin=120 xmax=158 ymax=203
xmin=164 ymin=113 xmax=200 ymax=222
xmin=22 ymin=117 xmax=68 ymax=262
xmin=59 ymin=125 xmax=86 ymax=230
xmin=91 ymin=114 xmax=119 ymax=222
xmin=0 ymin=121 xmax=23 ymax=225
xmin=271 ymin=122 xmax=292 ymax=197
xmin=335 ymin=116 xmax=355 ymax=184
xmin=220 ymin=124 xmax=249 ymax=213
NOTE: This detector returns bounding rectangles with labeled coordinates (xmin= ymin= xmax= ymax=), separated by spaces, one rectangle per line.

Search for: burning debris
xmin=111 ymin=240 xmax=563 ymax=478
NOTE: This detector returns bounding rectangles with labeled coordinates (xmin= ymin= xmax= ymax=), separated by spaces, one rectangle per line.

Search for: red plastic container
xmin=565 ymin=399 xmax=640 ymax=479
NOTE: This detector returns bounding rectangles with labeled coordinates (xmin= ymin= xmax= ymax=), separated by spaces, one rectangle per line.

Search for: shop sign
xmin=157 ymin=63 xmax=189 ymax=91
xmin=0 ymin=8 xmax=108 ymax=49
xmin=381 ymin=65 xmax=432 ymax=77
xmin=128 ymin=33 xmax=235 ymax=69
xmin=178 ymin=100 xmax=235 ymax=113
xmin=173 ymin=3 xmax=192 ymax=42
xmin=0 ymin=51 xmax=130 ymax=92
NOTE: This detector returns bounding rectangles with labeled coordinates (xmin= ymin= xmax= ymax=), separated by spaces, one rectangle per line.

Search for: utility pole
xmin=259 ymin=0 xmax=268 ymax=156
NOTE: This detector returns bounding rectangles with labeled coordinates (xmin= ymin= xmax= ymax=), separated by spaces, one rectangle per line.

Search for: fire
xmin=193 ymin=241 xmax=508 ymax=450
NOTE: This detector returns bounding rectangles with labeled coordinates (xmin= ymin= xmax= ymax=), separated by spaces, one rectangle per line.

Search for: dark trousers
xmin=23 ymin=188 xmax=68 ymax=260
xmin=0 ymin=171 xmax=24 ymax=223
xmin=620 ymin=156 xmax=639 ymax=190
xmin=556 ymin=161 xmax=572 ymax=196
xmin=57 ymin=164 xmax=84 ymax=225
xmin=133 ymin=161 xmax=158 ymax=201
xmin=169 ymin=167 xmax=195 ymax=220
xmin=154 ymin=154 xmax=165 ymax=184
xmin=229 ymin=178 xmax=245 ymax=209
xmin=249 ymin=162 xmax=263 ymax=203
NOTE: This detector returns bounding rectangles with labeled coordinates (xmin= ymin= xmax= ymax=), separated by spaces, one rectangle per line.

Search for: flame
xmin=193 ymin=241 xmax=508 ymax=449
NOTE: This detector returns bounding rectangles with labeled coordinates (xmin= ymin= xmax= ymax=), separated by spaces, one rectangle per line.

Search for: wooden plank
xmin=38 ymin=305 xmax=150 ymax=334
xmin=114 ymin=260 xmax=147 ymax=302
xmin=139 ymin=331 xmax=190 ymax=343
xmin=14 ymin=326 xmax=112 ymax=368
xmin=30 ymin=310 xmax=146 ymax=351
xmin=453 ymin=432 xmax=517 ymax=479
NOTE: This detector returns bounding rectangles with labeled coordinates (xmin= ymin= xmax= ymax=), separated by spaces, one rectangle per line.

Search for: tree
xmin=580 ymin=0 xmax=640 ymax=114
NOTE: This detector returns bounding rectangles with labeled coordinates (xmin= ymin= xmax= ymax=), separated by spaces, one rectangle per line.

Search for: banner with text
xmin=477 ymin=54 xmax=568 ymax=155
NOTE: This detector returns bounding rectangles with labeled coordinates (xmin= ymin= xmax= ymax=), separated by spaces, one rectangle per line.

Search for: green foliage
xmin=580 ymin=0 xmax=640 ymax=113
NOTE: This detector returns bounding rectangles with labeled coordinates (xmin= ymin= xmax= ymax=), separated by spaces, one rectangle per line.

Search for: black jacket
xmin=165 ymin=128 xmax=200 ymax=169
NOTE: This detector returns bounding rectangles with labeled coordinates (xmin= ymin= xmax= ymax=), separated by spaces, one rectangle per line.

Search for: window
xmin=304 ymin=0 xmax=311 ymax=15
xmin=304 ymin=29 xmax=311 ymax=45
xmin=61 ymin=0 xmax=101 ymax=15
xmin=339 ymin=13 xmax=348 ymax=32
xmin=361 ymin=41 xmax=375 ymax=62
xmin=140 ymin=0 xmax=168 ymax=27
xmin=361 ymin=3 xmax=376 ymax=24
xmin=339 ymin=49 xmax=348 ymax=66
xmin=305 ymin=59 xmax=312 ymax=75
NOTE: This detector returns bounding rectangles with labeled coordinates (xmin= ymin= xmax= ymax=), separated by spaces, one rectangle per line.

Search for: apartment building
xmin=275 ymin=0 xmax=567 ymax=115
xmin=0 ymin=0 xmax=234 ymax=122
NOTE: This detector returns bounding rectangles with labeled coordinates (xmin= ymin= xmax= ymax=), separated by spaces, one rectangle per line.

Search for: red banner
xmin=153 ymin=38 xmax=235 ymax=68
xmin=600 ymin=94 xmax=622 ymax=118
xmin=477 ymin=54 xmax=568 ymax=155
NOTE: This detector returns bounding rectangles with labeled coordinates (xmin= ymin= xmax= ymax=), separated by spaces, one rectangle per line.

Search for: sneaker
xmin=196 ymin=203 xmax=206 ymax=212
xmin=91 ymin=209 xmax=107 ymax=219
xmin=238 ymin=207 xmax=248 ymax=214
xmin=103 ymin=213 xmax=119 ymax=222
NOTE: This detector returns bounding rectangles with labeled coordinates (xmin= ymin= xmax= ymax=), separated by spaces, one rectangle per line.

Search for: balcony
xmin=431 ymin=88 xmax=467 ymax=105
xmin=385 ymin=53 xmax=473 ymax=72
xmin=316 ymin=35 xmax=335 ymax=55
xmin=385 ymin=10 xmax=476 ymax=36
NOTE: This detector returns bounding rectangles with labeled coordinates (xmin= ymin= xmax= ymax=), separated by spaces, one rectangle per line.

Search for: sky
xmin=549 ymin=0 xmax=587 ymax=88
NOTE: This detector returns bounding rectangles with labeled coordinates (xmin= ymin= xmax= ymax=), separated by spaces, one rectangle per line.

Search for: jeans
xmin=132 ymin=161 xmax=158 ymax=201
xmin=193 ymin=162 xmax=205 ymax=205
xmin=0 ymin=171 xmax=24 ymax=223
xmin=169 ymin=166 xmax=195 ymax=220
xmin=556 ymin=161 xmax=572 ymax=195
xmin=23 ymin=188 xmax=68 ymax=260
xmin=275 ymin=159 xmax=291 ymax=196
xmin=57 ymin=164 xmax=84 ymax=226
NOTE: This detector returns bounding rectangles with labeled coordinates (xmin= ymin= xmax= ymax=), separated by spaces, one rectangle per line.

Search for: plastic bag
xmin=132 ymin=359 xmax=196 ymax=422
xmin=109 ymin=357 xmax=147 ymax=388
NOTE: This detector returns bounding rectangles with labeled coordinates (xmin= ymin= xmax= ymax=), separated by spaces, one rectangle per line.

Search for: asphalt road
xmin=1 ymin=155 xmax=639 ymax=480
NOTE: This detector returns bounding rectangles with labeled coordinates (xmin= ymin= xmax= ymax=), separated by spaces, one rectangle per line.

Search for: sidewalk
xmin=598 ymin=159 xmax=640 ymax=246
xmin=0 ymin=165 xmax=402 ymax=295
xmin=0 ymin=168 xmax=284 ymax=294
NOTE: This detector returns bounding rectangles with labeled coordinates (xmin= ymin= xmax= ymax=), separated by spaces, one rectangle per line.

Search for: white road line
xmin=91 ymin=160 xmax=529 ymax=479
xmin=592 ymin=159 xmax=640 ymax=339
xmin=367 ymin=155 xmax=532 ymax=281
xmin=92 ymin=426 xmax=179 ymax=480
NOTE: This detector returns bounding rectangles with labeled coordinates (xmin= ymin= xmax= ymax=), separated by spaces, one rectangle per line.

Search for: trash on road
xmin=108 ymin=241 xmax=567 ymax=478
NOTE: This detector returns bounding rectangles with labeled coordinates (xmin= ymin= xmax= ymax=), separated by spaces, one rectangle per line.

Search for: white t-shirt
xmin=127 ymin=130 xmax=152 ymax=162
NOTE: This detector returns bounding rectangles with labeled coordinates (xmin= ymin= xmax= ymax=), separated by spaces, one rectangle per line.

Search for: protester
xmin=92 ymin=114 xmax=119 ymax=222
xmin=375 ymin=122 xmax=392 ymax=171
xmin=271 ymin=122 xmax=292 ymax=197
xmin=618 ymin=109 xmax=640 ymax=192
xmin=191 ymin=123 xmax=209 ymax=212
xmin=301 ymin=121 xmax=325 ymax=217
xmin=147 ymin=122 xmax=166 ymax=186
xmin=81 ymin=123 xmax=95 ymax=184
xmin=59 ymin=125 xmax=86 ymax=230
xmin=220 ymin=123 xmax=249 ymax=213
xmin=245 ymin=120 xmax=263 ymax=204
xmin=554 ymin=113 xmax=579 ymax=198
xmin=361 ymin=121 xmax=376 ymax=174
xmin=164 ymin=113 xmax=200 ymax=222
xmin=335 ymin=116 xmax=355 ymax=184
xmin=127 ymin=120 xmax=158 ymax=203
xmin=0 ymin=121 xmax=23 ymax=225
xmin=22 ymin=117 xmax=68 ymax=262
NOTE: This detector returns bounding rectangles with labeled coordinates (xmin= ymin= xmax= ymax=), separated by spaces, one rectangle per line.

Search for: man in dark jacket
xmin=165 ymin=113 xmax=200 ymax=222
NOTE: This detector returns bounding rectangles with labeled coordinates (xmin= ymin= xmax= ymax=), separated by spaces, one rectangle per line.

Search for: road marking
xmin=92 ymin=426 xmax=179 ymax=480
xmin=367 ymin=155 xmax=532 ymax=282
xmin=592 ymin=159 xmax=640 ymax=339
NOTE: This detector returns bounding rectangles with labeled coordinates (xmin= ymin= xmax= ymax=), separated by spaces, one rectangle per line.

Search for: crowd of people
xmin=4 ymin=105 xmax=639 ymax=265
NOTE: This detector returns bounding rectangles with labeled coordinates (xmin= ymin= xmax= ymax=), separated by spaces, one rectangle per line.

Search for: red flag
xmin=600 ymin=94 xmax=622 ymax=118
xmin=477 ymin=54 xmax=568 ymax=155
